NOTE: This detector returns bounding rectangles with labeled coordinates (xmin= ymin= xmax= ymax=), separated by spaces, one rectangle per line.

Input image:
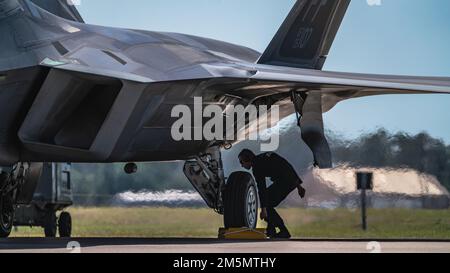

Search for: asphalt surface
xmin=1 ymin=238 xmax=449 ymax=253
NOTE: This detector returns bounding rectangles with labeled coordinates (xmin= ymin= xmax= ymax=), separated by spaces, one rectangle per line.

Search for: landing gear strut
xmin=184 ymin=146 xmax=260 ymax=229
xmin=0 ymin=164 xmax=31 ymax=238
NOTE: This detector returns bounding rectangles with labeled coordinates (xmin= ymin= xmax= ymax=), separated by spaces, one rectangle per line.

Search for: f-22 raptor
xmin=0 ymin=0 xmax=449 ymax=237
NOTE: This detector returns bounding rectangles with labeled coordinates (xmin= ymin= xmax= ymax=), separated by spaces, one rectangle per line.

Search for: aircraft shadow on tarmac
xmin=1 ymin=238 xmax=449 ymax=250
xmin=0 ymin=238 xmax=287 ymax=250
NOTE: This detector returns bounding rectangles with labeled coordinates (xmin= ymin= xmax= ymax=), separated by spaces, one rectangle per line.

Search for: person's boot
xmin=266 ymin=224 xmax=276 ymax=238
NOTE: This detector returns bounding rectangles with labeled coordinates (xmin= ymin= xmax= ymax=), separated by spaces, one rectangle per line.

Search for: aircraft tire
xmin=223 ymin=171 xmax=258 ymax=229
xmin=58 ymin=211 xmax=72 ymax=238
xmin=44 ymin=211 xmax=57 ymax=238
xmin=0 ymin=193 xmax=14 ymax=238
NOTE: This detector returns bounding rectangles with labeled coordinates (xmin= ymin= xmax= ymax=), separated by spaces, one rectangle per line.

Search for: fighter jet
xmin=1 ymin=0 xmax=449 ymax=236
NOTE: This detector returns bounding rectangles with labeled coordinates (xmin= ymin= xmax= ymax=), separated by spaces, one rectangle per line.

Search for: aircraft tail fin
xmin=258 ymin=0 xmax=350 ymax=70
xmin=22 ymin=0 xmax=84 ymax=23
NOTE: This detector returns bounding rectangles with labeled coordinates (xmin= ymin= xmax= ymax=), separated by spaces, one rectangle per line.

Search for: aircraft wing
xmin=252 ymin=64 xmax=450 ymax=111
xmin=243 ymin=64 xmax=450 ymax=169
xmin=254 ymin=0 xmax=450 ymax=106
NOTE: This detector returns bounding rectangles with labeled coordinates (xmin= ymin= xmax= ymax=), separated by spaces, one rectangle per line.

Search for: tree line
xmin=70 ymin=128 xmax=450 ymax=204
xmin=328 ymin=129 xmax=450 ymax=191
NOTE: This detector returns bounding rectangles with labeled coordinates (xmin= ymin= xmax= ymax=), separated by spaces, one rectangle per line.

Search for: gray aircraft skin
xmin=1 ymin=0 xmax=450 ymax=229
xmin=1 ymin=0 xmax=450 ymax=167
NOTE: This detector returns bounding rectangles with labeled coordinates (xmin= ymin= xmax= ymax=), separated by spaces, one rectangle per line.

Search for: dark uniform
xmin=252 ymin=152 xmax=302 ymax=233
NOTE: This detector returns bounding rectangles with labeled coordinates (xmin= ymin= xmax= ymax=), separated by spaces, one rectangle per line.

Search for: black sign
xmin=357 ymin=172 xmax=374 ymax=190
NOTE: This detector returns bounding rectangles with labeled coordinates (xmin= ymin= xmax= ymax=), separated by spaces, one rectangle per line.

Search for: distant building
xmin=284 ymin=167 xmax=450 ymax=209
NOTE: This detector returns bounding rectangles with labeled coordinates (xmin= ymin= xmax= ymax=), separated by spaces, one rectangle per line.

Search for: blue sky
xmin=77 ymin=0 xmax=450 ymax=143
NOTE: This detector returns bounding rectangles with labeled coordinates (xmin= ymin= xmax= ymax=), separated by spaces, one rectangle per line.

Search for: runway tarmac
xmin=1 ymin=238 xmax=449 ymax=253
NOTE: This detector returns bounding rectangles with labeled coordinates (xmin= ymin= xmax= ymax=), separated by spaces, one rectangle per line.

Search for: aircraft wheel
xmin=223 ymin=171 xmax=258 ymax=229
xmin=0 ymin=193 xmax=14 ymax=238
xmin=44 ymin=211 xmax=57 ymax=238
xmin=58 ymin=211 xmax=72 ymax=238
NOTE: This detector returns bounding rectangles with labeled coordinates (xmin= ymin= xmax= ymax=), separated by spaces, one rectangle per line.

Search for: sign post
xmin=356 ymin=172 xmax=373 ymax=231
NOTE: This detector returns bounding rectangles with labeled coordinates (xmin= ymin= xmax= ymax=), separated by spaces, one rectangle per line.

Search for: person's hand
xmin=298 ymin=185 xmax=306 ymax=199
xmin=260 ymin=208 xmax=268 ymax=221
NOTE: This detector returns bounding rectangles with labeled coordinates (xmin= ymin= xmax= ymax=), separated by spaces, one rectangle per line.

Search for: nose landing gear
xmin=184 ymin=146 xmax=259 ymax=229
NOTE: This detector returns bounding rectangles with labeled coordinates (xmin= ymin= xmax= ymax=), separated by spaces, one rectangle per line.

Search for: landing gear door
xmin=15 ymin=163 xmax=44 ymax=205
xmin=297 ymin=92 xmax=332 ymax=168
xmin=183 ymin=161 xmax=220 ymax=211
xmin=56 ymin=163 xmax=73 ymax=205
